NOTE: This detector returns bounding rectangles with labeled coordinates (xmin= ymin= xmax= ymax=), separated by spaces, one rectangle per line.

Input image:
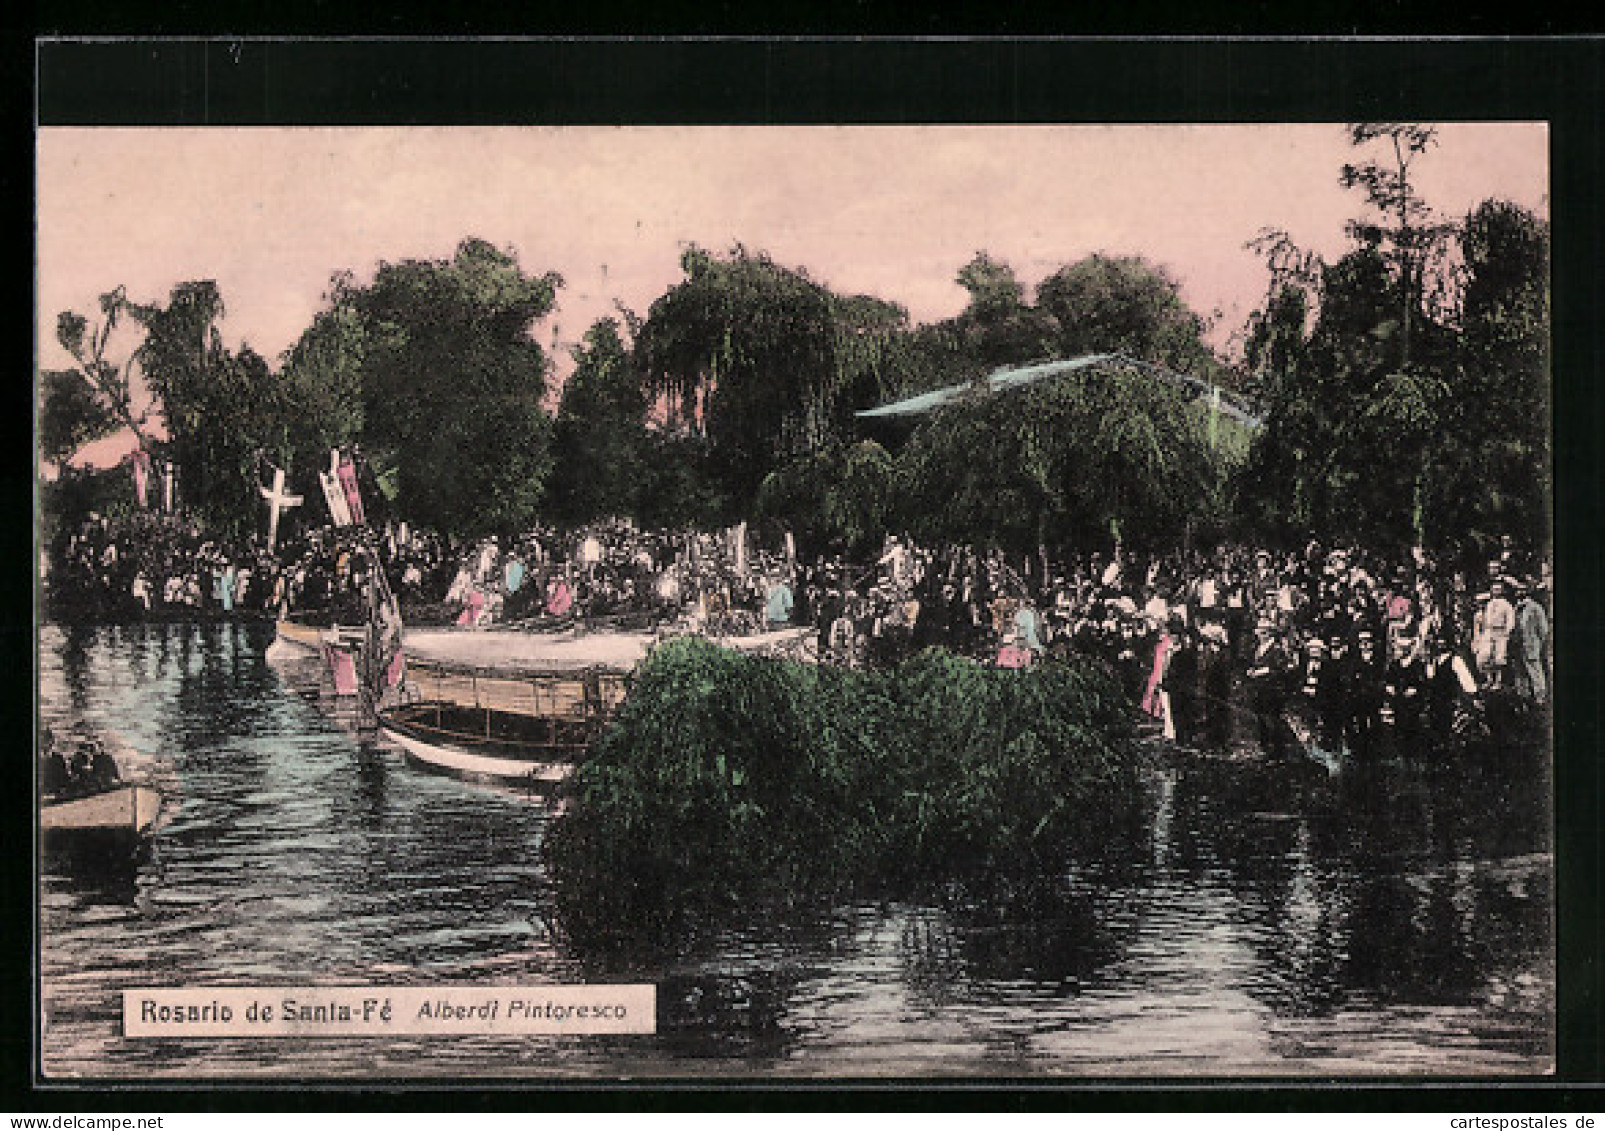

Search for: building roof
xmin=854 ymin=352 xmax=1264 ymax=430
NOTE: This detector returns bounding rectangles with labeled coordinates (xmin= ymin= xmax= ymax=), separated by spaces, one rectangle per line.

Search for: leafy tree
xmin=275 ymin=292 xmax=368 ymax=482
xmin=76 ymin=281 xmax=294 ymax=540
xmin=636 ymin=245 xmax=886 ymax=520
xmin=635 ymin=430 xmax=726 ymax=532
xmin=53 ymin=287 xmax=160 ymax=451
xmin=1421 ymin=200 xmax=1550 ymax=554
xmin=48 ymin=289 xmax=164 ymax=545
xmin=1235 ymin=245 xmax=1441 ymax=545
xmin=548 ymin=318 xmax=650 ymax=526
xmin=897 ymin=361 xmax=1223 ymax=555
xmin=39 ymin=369 xmax=121 ymax=472
xmin=858 ymin=321 xmax=978 ymax=404
xmin=1340 ymin=123 xmax=1456 ymax=367
xmin=823 ymin=293 xmax=914 ymax=433
xmin=871 ymin=254 xmax=1053 ymax=404
xmin=949 ymin=252 xmax=1053 ymax=372
xmin=757 ymin=439 xmax=898 ymax=558
xmin=1035 ymin=254 xmax=1221 ymax=380
xmin=1237 ymin=186 xmax=1549 ymax=557
xmin=870 ymin=253 xmax=1228 ymax=411
xmin=348 ymin=238 xmax=562 ymax=541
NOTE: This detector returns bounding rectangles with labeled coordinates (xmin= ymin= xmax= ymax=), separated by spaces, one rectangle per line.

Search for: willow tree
xmin=636 ymin=245 xmax=898 ymax=520
xmin=897 ymin=361 xmax=1223 ymax=555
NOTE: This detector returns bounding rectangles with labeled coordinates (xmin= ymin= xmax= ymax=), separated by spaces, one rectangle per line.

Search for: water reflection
xmin=37 ymin=624 xmax=1552 ymax=1078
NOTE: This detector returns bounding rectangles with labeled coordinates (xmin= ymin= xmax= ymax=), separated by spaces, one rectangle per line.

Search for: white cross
xmin=258 ymin=465 xmax=304 ymax=549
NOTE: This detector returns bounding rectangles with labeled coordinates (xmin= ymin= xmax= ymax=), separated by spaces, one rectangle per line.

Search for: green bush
xmin=544 ymin=637 xmax=1145 ymax=954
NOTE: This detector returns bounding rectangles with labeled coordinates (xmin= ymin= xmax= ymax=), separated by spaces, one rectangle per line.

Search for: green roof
xmin=855 ymin=352 xmax=1263 ymax=430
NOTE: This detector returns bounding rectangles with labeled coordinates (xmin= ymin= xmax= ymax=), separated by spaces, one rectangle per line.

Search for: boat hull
xmin=41 ymin=785 xmax=162 ymax=853
xmin=271 ymin=618 xmax=365 ymax=652
xmin=378 ymin=702 xmax=593 ymax=791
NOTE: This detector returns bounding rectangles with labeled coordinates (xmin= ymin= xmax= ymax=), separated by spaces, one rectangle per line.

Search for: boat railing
xmin=401 ymin=656 xmax=628 ymax=723
xmin=393 ymin=701 xmax=598 ymax=756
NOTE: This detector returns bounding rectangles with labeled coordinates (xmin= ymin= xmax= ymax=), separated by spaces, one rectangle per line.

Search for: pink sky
xmin=37 ymin=123 xmax=1548 ymax=467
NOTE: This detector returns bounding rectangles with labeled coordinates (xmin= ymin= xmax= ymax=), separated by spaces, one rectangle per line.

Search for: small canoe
xmin=379 ymin=700 xmax=597 ymax=791
xmin=41 ymin=785 xmax=162 ymax=848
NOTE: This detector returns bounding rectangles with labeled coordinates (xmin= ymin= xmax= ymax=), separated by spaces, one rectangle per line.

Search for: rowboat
xmin=41 ymin=784 xmax=163 ymax=851
xmin=378 ymin=700 xmax=599 ymax=791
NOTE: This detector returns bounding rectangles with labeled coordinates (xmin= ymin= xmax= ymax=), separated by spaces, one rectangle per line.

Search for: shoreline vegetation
xmin=543 ymin=636 xmax=1148 ymax=956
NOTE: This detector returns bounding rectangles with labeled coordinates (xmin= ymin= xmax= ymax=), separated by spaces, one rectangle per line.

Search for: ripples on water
xmin=38 ymin=623 xmax=1553 ymax=1079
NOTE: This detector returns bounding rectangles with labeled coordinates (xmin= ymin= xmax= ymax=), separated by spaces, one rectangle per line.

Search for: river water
xmin=37 ymin=622 xmax=1554 ymax=1081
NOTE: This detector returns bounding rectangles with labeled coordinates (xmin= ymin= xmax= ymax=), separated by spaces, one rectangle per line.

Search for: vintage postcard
xmin=35 ymin=42 xmax=1559 ymax=1085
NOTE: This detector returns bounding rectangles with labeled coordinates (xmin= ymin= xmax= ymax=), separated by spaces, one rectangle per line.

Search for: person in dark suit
xmin=1244 ymin=617 xmax=1295 ymax=757
xmin=1166 ymin=620 xmax=1200 ymax=747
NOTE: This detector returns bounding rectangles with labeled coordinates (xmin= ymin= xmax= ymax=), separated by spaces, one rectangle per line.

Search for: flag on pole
xmin=361 ymin=543 xmax=406 ymax=699
xmin=320 ymin=449 xmax=353 ymax=526
xmin=131 ymin=449 xmax=151 ymax=509
xmin=161 ymin=459 xmax=177 ymax=513
xmin=339 ymin=451 xmax=366 ymax=526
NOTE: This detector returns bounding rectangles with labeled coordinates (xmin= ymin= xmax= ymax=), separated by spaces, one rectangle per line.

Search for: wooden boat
xmin=41 ymin=784 xmax=162 ymax=851
xmin=378 ymin=700 xmax=599 ymax=790
xmin=403 ymin=654 xmax=629 ymax=719
xmin=271 ymin=615 xmax=365 ymax=653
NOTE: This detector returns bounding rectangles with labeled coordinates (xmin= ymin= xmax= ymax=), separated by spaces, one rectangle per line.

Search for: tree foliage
xmin=275 ymin=296 xmax=368 ymax=479
xmin=757 ymin=439 xmax=899 ymax=557
xmin=98 ymin=281 xmax=305 ymax=539
xmin=636 ymin=246 xmax=841 ymax=517
xmin=548 ymin=317 xmax=651 ymax=526
xmin=1236 ymin=138 xmax=1550 ymax=561
xmin=947 ymin=252 xmax=1054 ymax=372
xmin=898 ymin=362 xmax=1224 ymax=554
xmin=39 ymin=369 xmax=121 ymax=470
xmin=348 ymin=238 xmax=562 ymax=540
xmin=1422 ymin=200 xmax=1551 ymax=553
xmin=1036 ymin=254 xmax=1221 ymax=380
xmin=636 ymin=246 xmax=922 ymax=522
xmin=1339 ymin=123 xmax=1457 ymax=364
xmin=53 ymin=287 xmax=158 ymax=450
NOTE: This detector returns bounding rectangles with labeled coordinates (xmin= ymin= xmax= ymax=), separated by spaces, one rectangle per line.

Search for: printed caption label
xmin=123 ymin=986 xmax=656 ymax=1037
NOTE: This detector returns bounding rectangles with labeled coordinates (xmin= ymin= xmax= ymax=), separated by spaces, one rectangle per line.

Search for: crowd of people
xmin=39 ymin=730 xmax=123 ymax=799
xmin=46 ymin=509 xmax=1550 ymax=759
xmin=46 ymin=513 xmax=284 ymax=622
xmin=391 ymin=523 xmax=1551 ymax=757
